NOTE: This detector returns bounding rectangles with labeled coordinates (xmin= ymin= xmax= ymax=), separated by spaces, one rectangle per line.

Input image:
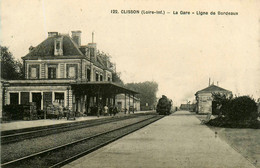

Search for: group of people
xmin=90 ymin=105 xmax=119 ymax=117
xmin=103 ymin=105 xmax=118 ymax=116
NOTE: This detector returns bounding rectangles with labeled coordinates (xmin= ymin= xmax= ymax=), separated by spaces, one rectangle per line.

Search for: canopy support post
xmin=124 ymin=93 xmax=127 ymax=114
xmin=133 ymin=94 xmax=135 ymax=113
xmin=128 ymin=93 xmax=130 ymax=114
xmin=97 ymin=86 xmax=100 ymax=118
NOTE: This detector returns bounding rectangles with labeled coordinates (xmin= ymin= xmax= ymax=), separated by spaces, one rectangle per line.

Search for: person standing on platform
xmin=113 ymin=106 xmax=118 ymax=116
xmin=104 ymin=105 xmax=108 ymax=116
xmin=109 ymin=106 xmax=113 ymax=116
xmin=94 ymin=104 xmax=99 ymax=118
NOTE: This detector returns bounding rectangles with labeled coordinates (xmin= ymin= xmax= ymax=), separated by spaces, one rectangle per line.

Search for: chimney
xmin=92 ymin=32 xmax=94 ymax=43
xmin=209 ymin=78 xmax=211 ymax=86
xmin=29 ymin=46 xmax=34 ymax=52
xmin=88 ymin=43 xmax=97 ymax=62
xmin=48 ymin=32 xmax=58 ymax=37
xmin=106 ymin=57 xmax=110 ymax=68
xmin=102 ymin=55 xmax=110 ymax=68
xmin=71 ymin=30 xmax=82 ymax=46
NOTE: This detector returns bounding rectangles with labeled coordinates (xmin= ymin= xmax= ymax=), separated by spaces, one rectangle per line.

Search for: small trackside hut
xmin=195 ymin=83 xmax=232 ymax=114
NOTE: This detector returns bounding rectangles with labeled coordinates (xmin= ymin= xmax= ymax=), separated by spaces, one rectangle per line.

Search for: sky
xmin=1 ymin=0 xmax=260 ymax=106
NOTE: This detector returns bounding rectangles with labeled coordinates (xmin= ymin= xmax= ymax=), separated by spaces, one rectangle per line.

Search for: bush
xmin=3 ymin=105 xmax=24 ymax=120
xmin=207 ymin=117 xmax=260 ymax=128
xmin=226 ymin=96 xmax=258 ymax=121
xmin=212 ymin=93 xmax=233 ymax=116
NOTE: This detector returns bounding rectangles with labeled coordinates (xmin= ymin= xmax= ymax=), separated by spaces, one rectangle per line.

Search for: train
xmin=156 ymin=95 xmax=172 ymax=115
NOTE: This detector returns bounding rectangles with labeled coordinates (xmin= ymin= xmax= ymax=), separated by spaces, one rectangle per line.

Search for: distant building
xmin=195 ymin=84 xmax=232 ymax=114
xmin=115 ymin=94 xmax=140 ymax=112
xmin=180 ymin=104 xmax=196 ymax=111
xmin=180 ymin=104 xmax=189 ymax=110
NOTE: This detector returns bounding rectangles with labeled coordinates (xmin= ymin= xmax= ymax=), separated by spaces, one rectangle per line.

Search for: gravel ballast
xmin=1 ymin=115 xmax=155 ymax=163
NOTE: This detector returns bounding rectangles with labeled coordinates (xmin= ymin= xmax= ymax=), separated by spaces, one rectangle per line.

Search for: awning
xmin=71 ymin=81 xmax=139 ymax=95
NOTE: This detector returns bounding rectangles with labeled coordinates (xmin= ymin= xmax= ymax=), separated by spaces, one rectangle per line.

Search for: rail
xmin=1 ymin=115 xmax=163 ymax=168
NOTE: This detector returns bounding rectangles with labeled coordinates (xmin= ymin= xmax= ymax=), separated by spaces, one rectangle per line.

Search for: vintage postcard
xmin=1 ymin=0 xmax=260 ymax=167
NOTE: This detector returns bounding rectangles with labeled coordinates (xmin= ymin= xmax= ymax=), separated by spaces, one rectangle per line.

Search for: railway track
xmin=1 ymin=112 xmax=155 ymax=144
xmin=1 ymin=115 xmax=163 ymax=168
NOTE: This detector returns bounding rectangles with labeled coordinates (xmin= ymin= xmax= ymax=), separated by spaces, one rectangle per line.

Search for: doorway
xmin=32 ymin=93 xmax=42 ymax=110
xmin=10 ymin=93 xmax=19 ymax=105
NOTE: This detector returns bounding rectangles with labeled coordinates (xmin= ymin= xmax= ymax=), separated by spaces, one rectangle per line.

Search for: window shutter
xmin=29 ymin=66 xmax=32 ymax=79
xmin=36 ymin=66 xmax=39 ymax=78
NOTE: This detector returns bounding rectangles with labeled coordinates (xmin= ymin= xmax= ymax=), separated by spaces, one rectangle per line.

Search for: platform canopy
xmin=71 ymin=81 xmax=139 ymax=96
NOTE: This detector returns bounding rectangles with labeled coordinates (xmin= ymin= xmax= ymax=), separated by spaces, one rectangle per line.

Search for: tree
xmin=212 ymin=93 xmax=233 ymax=116
xmin=1 ymin=46 xmax=24 ymax=80
xmin=125 ymin=81 xmax=158 ymax=110
xmin=112 ymin=72 xmax=124 ymax=85
xmin=96 ymin=50 xmax=123 ymax=85
xmin=227 ymin=96 xmax=258 ymax=121
xmin=212 ymin=93 xmax=258 ymax=121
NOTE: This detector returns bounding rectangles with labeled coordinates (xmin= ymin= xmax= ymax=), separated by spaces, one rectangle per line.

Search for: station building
xmin=195 ymin=84 xmax=232 ymax=114
xmin=2 ymin=31 xmax=138 ymax=118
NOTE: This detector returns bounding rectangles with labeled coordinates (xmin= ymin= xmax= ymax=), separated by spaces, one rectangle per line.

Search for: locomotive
xmin=156 ymin=95 xmax=172 ymax=115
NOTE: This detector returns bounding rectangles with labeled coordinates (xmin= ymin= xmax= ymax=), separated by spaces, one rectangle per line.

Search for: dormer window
xmin=56 ymin=42 xmax=60 ymax=50
xmin=54 ymin=37 xmax=63 ymax=56
xmin=90 ymin=48 xmax=95 ymax=57
xmin=87 ymin=43 xmax=97 ymax=61
xmin=87 ymin=68 xmax=91 ymax=81
xmin=86 ymin=48 xmax=90 ymax=60
xmin=96 ymin=72 xmax=99 ymax=81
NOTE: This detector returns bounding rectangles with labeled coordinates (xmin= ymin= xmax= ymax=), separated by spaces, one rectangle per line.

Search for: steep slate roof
xmin=96 ymin=55 xmax=114 ymax=72
xmin=22 ymin=35 xmax=84 ymax=60
xmin=196 ymin=84 xmax=232 ymax=94
xmin=22 ymin=34 xmax=114 ymax=72
xmin=94 ymin=55 xmax=113 ymax=72
xmin=95 ymin=56 xmax=106 ymax=69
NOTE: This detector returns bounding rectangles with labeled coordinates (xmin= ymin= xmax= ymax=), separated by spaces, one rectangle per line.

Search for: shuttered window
xmin=66 ymin=64 xmax=78 ymax=79
xmin=29 ymin=65 xmax=40 ymax=79
xmin=48 ymin=65 xmax=57 ymax=79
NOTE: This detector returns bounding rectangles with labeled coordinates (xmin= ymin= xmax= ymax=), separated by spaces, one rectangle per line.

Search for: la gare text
xmin=111 ymin=10 xmax=238 ymax=16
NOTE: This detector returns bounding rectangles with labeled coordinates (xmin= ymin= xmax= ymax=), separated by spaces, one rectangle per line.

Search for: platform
xmin=63 ymin=111 xmax=255 ymax=168
xmin=1 ymin=111 xmax=149 ymax=131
